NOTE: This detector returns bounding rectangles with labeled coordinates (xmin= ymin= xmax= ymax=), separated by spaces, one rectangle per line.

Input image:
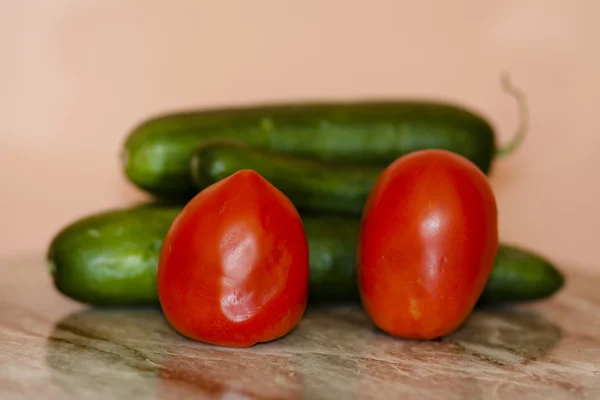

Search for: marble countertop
xmin=1 ymin=255 xmax=599 ymax=399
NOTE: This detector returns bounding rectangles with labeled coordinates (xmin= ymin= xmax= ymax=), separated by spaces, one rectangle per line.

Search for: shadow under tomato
xmin=44 ymin=307 xmax=178 ymax=397
xmin=444 ymin=305 xmax=562 ymax=364
xmin=348 ymin=305 xmax=562 ymax=399
xmin=363 ymin=304 xmax=562 ymax=364
xmin=44 ymin=307 xmax=305 ymax=399
xmin=156 ymin=346 xmax=304 ymax=399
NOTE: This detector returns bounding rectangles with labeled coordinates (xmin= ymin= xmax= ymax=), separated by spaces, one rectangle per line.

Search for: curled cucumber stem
xmin=496 ymin=72 xmax=529 ymax=157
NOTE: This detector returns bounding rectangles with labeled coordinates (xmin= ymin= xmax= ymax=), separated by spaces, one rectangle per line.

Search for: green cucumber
xmin=47 ymin=203 xmax=361 ymax=306
xmin=48 ymin=202 xmax=561 ymax=307
xmin=123 ymin=76 xmax=527 ymax=198
xmin=479 ymin=244 xmax=565 ymax=304
xmin=191 ymin=139 xmax=380 ymax=215
xmin=47 ymin=202 xmax=180 ymax=306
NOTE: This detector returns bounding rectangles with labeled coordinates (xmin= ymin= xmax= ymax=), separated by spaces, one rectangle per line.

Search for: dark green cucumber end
xmin=190 ymin=138 xmax=251 ymax=190
xmin=122 ymin=122 xmax=200 ymax=199
xmin=46 ymin=204 xmax=181 ymax=306
xmin=479 ymin=244 xmax=565 ymax=304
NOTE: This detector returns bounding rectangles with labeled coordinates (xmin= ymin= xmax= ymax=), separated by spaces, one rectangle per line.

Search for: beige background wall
xmin=2 ymin=1 xmax=598 ymax=271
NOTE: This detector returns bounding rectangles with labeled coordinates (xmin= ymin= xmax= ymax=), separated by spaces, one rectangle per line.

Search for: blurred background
xmin=1 ymin=1 xmax=598 ymax=272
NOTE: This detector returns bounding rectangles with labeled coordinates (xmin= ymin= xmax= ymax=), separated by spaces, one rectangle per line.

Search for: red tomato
xmin=357 ymin=149 xmax=498 ymax=339
xmin=157 ymin=170 xmax=309 ymax=347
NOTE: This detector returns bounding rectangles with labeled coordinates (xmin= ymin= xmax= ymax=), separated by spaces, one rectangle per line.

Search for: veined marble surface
xmin=1 ymin=255 xmax=599 ymax=400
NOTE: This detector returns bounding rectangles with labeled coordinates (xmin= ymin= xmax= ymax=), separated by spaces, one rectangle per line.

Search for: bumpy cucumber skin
xmin=479 ymin=244 xmax=564 ymax=304
xmin=47 ymin=203 xmax=361 ymax=306
xmin=48 ymin=204 xmax=563 ymax=307
xmin=191 ymin=140 xmax=381 ymax=215
xmin=124 ymin=102 xmax=496 ymax=197
xmin=47 ymin=203 xmax=181 ymax=306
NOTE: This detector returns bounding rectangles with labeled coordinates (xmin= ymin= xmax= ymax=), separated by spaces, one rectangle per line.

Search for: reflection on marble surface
xmin=1 ymin=255 xmax=599 ymax=399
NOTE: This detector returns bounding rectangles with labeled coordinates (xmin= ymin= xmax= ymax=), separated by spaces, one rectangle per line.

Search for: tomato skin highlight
xmin=357 ymin=149 xmax=498 ymax=339
xmin=157 ymin=170 xmax=309 ymax=347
